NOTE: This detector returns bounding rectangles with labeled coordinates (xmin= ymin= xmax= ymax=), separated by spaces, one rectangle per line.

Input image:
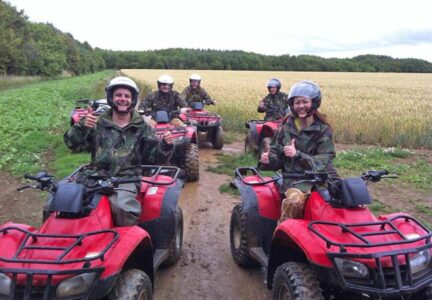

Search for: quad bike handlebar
xmin=18 ymin=166 xmax=181 ymax=195
xmin=235 ymin=167 xmax=396 ymax=186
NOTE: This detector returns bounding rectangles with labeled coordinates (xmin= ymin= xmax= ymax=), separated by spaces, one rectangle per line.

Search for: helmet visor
xmin=288 ymin=81 xmax=320 ymax=100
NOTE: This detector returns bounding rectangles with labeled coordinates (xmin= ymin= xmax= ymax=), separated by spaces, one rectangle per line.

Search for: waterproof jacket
xmin=138 ymin=90 xmax=187 ymax=113
xmin=180 ymin=86 xmax=212 ymax=107
xmin=64 ymin=109 xmax=173 ymax=179
xmin=264 ymin=115 xmax=337 ymax=192
xmin=257 ymin=92 xmax=289 ymax=121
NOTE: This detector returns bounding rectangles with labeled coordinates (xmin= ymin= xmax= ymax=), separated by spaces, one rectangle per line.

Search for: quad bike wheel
xmin=212 ymin=126 xmax=224 ymax=150
xmin=109 ymin=269 xmax=153 ymax=300
xmin=230 ymin=203 xmax=259 ymax=267
xmin=272 ymin=262 xmax=323 ymax=300
xmin=161 ymin=207 xmax=183 ymax=267
xmin=414 ymin=284 xmax=432 ymax=300
xmin=184 ymin=143 xmax=199 ymax=181
xmin=244 ymin=131 xmax=256 ymax=154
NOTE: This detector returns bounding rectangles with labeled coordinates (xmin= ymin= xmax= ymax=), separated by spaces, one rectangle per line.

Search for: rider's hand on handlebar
xmin=258 ymin=101 xmax=266 ymax=110
xmin=163 ymin=130 xmax=174 ymax=145
xmin=284 ymin=139 xmax=297 ymax=158
xmin=84 ymin=107 xmax=97 ymax=128
xmin=180 ymin=107 xmax=190 ymax=114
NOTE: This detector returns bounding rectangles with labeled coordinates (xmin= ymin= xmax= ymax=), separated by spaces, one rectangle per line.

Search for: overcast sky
xmin=6 ymin=0 xmax=432 ymax=62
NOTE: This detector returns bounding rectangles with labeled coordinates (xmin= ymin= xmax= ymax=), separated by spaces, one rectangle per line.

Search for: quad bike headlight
xmin=0 ymin=273 xmax=12 ymax=296
xmin=335 ymin=258 xmax=370 ymax=278
xmin=411 ymin=249 xmax=431 ymax=275
xmin=56 ymin=273 xmax=97 ymax=298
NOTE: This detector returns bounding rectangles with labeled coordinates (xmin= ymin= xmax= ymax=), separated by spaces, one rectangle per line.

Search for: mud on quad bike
xmin=70 ymin=99 xmax=111 ymax=126
xmin=244 ymin=108 xmax=289 ymax=156
xmin=141 ymin=110 xmax=200 ymax=182
xmin=179 ymin=100 xmax=224 ymax=150
xmin=230 ymin=167 xmax=432 ymax=299
xmin=1 ymin=165 xmax=184 ymax=299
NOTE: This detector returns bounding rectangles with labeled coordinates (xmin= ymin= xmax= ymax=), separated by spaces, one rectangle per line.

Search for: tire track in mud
xmin=154 ymin=143 xmax=271 ymax=300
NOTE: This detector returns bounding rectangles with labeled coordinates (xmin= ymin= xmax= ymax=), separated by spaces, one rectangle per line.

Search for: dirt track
xmin=154 ymin=142 xmax=271 ymax=299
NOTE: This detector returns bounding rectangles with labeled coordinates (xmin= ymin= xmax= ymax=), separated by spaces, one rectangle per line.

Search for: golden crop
xmin=122 ymin=69 xmax=432 ymax=148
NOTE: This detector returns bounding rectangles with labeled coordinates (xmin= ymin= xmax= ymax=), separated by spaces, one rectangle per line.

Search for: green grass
xmin=0 ymin=70 xmax=114 ymax=177
xmin=334 ymin=147 xmax=432 ymax=192
xmin=0 ymin=76 xmax=44 ymax=91
xmin=207 ymin=153 xmax=258 ymax=176
xmin=219 ymin=182 xmax=240 ymax=196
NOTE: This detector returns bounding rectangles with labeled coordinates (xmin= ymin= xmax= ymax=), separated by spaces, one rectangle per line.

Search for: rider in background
xmin=180 ymin=73 xmax=215 ymax=107
xmin=260 ymin=81 xmax=337 ymax=221
xmin=257 ymin=78 xmax=289 ymax=121
xmin=138 ymin=75 xmax=189 ymax=127
xmin=64 ymin=76 xmax=174 ymax=226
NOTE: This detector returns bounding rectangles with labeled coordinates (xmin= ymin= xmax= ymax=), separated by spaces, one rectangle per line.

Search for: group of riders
xmin=64 ymin=74 xmax=336 ymax=226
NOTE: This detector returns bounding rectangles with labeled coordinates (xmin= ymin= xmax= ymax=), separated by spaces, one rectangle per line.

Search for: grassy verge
xmin=0 ymin=70 xmax=114 ymax=177
xmin=0 ymin=76 xmax=45 ymax=91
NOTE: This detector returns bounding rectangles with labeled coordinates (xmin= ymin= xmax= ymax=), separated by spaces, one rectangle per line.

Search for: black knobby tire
xmin=229 ymin=203 xmax=259 ymax=267
xmin=244 ymin=131 xmax=256 ymax=154
xmin=184 ymin=143 xmax=199 ymax=181
xmin=212 ymin=126 xmax=224 ymax=149
xmin=161 ymin=207 xmax=183 ymax=267
xmin=414 ymin=285 xmax=432 ymax=300
xmin=109 ymin=269 xmax=153 ymax=300
xmin=272 ymin=262 xmax=323 ymax=300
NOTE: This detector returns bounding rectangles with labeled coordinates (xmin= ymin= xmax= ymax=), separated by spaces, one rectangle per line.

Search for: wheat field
xmin=122 ymin=69 xmax=432 ymax=148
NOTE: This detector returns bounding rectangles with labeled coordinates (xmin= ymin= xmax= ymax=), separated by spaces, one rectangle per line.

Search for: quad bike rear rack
xmin=309 ymin=216 xmax=432 ymax=296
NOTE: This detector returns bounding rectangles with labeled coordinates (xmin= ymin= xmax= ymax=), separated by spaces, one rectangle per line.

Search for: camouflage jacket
xmin=257 ymin=92 xmax=289 ymax=121
xmin=264 ymin=115 xmax=337 ymax=192
xmin=180 ymin=86 xmax=212 ymax=107
xmin=64 ymin=109 xmax=173 ymax=179
xmin=138 ymin=91 xmax=187 ymax=112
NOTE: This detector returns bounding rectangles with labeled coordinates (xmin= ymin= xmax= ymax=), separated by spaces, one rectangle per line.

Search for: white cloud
xmin=6 ymin=0 xmax=432 ymax=62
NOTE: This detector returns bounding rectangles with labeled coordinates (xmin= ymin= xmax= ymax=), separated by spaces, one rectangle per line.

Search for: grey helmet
xmin=288 ymin=81 xmax=322 ymax=112
xmin=267 ymin=78 xmax=281 ymax=92
xmin=105 ymin=76 xmax=139 ymax=113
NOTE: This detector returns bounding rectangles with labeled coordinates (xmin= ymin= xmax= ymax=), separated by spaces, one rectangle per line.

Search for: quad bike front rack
xmin=309 ymin=215 xmax=432 ymax=296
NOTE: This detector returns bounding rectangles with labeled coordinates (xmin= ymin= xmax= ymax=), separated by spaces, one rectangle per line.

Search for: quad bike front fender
xmin=267 ymin=220 xmax=331 ymax=288
xmin=102 ymin=226 xmax=154 ymax=281
xmin=234 ymin=177 xmax=281 ymax=254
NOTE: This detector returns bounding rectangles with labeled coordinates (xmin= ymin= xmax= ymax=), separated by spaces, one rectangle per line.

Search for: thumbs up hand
xmin=260 ymin=147 xmax=270 ymax=164
xmin=284 ymin=138 xmax=297 ymax=158
xmin=84 ymin=106 xmax=97 ymax=128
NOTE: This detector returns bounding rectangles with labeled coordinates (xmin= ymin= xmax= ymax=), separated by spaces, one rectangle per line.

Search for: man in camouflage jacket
xmin=138 ymin=74 xmax=188 ymax=114
xmin=180 ymin=73 xmax=214 ymax=107
xmin=63 ymin=76 xmax=174 ymax=226
xmin=258 ymin=78 xmax=289 ymax=121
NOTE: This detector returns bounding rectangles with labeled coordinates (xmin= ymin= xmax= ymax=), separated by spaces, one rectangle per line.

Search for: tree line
xmin=2 ymin=1 xmax=432 ymax=77
xmin=0 ymin=1 xmax=105 ymax=76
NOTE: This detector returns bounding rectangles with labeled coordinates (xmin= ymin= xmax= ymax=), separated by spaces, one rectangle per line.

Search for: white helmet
xmin=189 ymin=74 xmax=201 ymax=81
xmin=105 ymin=76 xmax=139 ymax=112
xmin=157 ymin=74 xmax=174 ymax=85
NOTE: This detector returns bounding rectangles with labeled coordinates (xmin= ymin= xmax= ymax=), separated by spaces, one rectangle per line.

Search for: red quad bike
xmin=230 ymin=167 xmax=432 ymax=299
xmin=179 ymin=100 xmax=224 ymax=150
xmin=143 ymin=110 xmax=199 ymax=182
xmin=244 ymin=108 xmax=286 ymax=155
xmin=1 ymin=165 xmax=183 ymax=299
xmin=70 ymin=99 xmax=110 ymax=126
